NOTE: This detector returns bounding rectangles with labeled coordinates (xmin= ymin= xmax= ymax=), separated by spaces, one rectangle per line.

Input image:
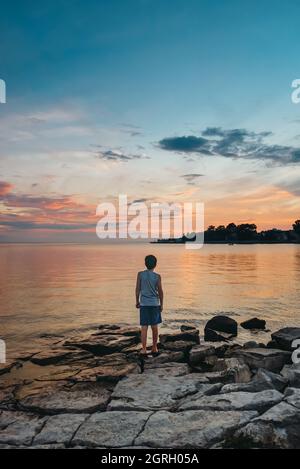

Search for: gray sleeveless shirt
xmin=139 ymin=270 xmax=160 ymax=306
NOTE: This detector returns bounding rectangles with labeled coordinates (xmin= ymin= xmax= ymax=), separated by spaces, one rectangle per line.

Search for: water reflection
xmin=1 ymin=243 xmax=300 ymax=355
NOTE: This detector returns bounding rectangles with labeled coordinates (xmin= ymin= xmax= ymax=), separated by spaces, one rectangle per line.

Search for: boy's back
xmin=139 ymin=269 xmax=160 ymax=306
xmin=135 ymin=255 xmax=163 ymax=356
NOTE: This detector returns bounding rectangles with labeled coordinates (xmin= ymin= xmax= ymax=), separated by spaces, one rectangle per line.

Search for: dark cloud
xmin=132 ymin=198 xmax=149 ymax=203
xmin=95 ymin=149 xmax=148 ymax=162
xmin=159 ymin=136 xmax=209 ymax=153
xmin=158 ymin=127 xmax=300 ymax=165
xmin=181 ymin=173 xmax=205 ymax=185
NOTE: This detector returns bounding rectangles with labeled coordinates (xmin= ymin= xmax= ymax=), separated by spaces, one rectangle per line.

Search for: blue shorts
xmin=140 ymin=306 xmax=162 ymax=326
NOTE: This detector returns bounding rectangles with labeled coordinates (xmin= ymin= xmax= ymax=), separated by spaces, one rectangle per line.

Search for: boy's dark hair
xmin=145 ymin=254 xmax=157 ymax=270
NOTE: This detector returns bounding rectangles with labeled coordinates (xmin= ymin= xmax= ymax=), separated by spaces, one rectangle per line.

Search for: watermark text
xmin=0 ymin=79 xmax=6 ymax=104
xmin=96 ymin=195 xmax=204 ymax=249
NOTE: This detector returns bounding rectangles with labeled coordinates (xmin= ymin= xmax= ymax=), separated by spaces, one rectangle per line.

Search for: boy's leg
xmin=141 ymin=325 xmax=148 ymax=353
xmin=151 ymin=325 xmax=158 ymax=352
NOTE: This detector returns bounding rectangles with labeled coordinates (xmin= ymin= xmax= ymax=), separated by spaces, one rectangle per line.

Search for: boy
xmin=135 ymin=254 xmax=163 ymax=357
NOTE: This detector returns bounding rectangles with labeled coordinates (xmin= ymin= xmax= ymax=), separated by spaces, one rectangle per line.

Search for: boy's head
xmin=145 ymin=254 xmax=157 ymax=270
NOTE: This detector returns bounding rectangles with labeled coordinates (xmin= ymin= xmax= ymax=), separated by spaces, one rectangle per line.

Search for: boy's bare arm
xmin=157 ymin=275 xmax=164 ymax=311
xmin=135 ymin=272 xmax=141 ymax=308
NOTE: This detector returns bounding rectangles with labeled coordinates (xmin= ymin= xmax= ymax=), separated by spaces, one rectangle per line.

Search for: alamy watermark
xmin=96 ymin=195 xmax=204 ymax=249
xmin=292 ymin=339 xmax=300 ymax=365
xmin=291 ymin=79 xmax=300 ymax=104
xmin=0 ymin=79 xmax=6 ymax=104
xmin=0 ymin=339 xmax=6 ymax=364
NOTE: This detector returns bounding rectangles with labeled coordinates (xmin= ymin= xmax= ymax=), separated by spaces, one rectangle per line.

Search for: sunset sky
xmin=1 ymin=0 xmax=300 ymax=242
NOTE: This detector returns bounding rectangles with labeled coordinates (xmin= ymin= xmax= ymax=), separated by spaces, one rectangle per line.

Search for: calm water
xmin=1 ymin=243 xmax=300 ymax=356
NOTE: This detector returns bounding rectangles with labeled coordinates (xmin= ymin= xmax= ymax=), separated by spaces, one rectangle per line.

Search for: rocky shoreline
xmin=1 ymin=317 xmax=300 ymax=449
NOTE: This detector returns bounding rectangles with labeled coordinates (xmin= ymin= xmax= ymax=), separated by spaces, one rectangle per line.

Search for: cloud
xmin=159 ymin=135 xmax=210 ymax=154
xmin=0 ymin=220 xmax=95 ymax=230
xmin=117 ymin=123 xmax=143 ymax=137
xmin=158 ymin=127 xmax=300 ymax=165
xmin=0 ymin=185 xmax=97 ymax=234
xmin=132 ymin=198 xmax=149 ymax=203
xmin=0 ymin=181 xmax=13 ymax=197
xmin=95 ymin=149 xmax=149 ymax=162
xmin=181 ymin=173 xmax=205 ymax=185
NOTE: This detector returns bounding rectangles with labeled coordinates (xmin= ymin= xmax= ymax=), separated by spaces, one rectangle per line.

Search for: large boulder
xmin=178 ymin=389 xmax=283 ymax=413
xmin=241 ymin=318 xmax=266 ymax=330
xmin=134 ymin=410 xmax=257 ymax=448
xmin=229 ymin=401 xmax=300 ymax=449
xmin=228 ymin=348 xmax=291 ymax=372
xmin=271 ymin=327 xmax=300 ymax=351
xmin=204 ymin=316 xmax=238 ymax=342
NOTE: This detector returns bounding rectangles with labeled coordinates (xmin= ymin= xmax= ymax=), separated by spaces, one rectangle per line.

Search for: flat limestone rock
xmin=135 ymin=410 xmax=257 ymax=448
xmin=0 ymin=411 xmax=46 ymax=446
xmin=159 ymin=330 xmax=200 ymax=345
xmin=160 ymin=340 xmax=196 ymax=352
xmin=271 ymin=327 xmax=300 ymax=351
xmin=143 ymin=363 xmax=190 ymax=377
xmin=33 ymin=413 xmax=88 ymax=446
xmin=31 ymin=348 xmax=93 ymax=366
xmin=0 ymin=361 xmax=21 ymax=376
xmin=229 ymin=348 xmax=291 ymax=372
xmin=178 ymin=389 xmax=283 ymax=413
xmin=71 ymin=411 xmax=151 ymax=448
xmin=19 ymin=383 xmax=111 ymax=414
xmin=97 ymin=325 xmax=141 ymax=337
xmin=0 ymin=385 xmax=16 ymax=410
xmin=107 ymin=373 xmax=210 ymax=411
xmin=144 ymin=351 xmax=185 ymax=365
xmin=230 ymin=401 xmax=300 ymax=449
xmin=64 ymin=334 xmax=138 ymax=355
xmin=71 ymin=362 xmax=139 ymax=383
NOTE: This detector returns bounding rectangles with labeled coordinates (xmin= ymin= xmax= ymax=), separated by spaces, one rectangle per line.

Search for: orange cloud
xmin=0 ymin=181 xmax=13 ymax=197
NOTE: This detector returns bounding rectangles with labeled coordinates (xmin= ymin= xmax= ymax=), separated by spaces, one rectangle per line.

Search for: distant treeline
xmin=204 ymin=220 xmax=300 ymax=244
